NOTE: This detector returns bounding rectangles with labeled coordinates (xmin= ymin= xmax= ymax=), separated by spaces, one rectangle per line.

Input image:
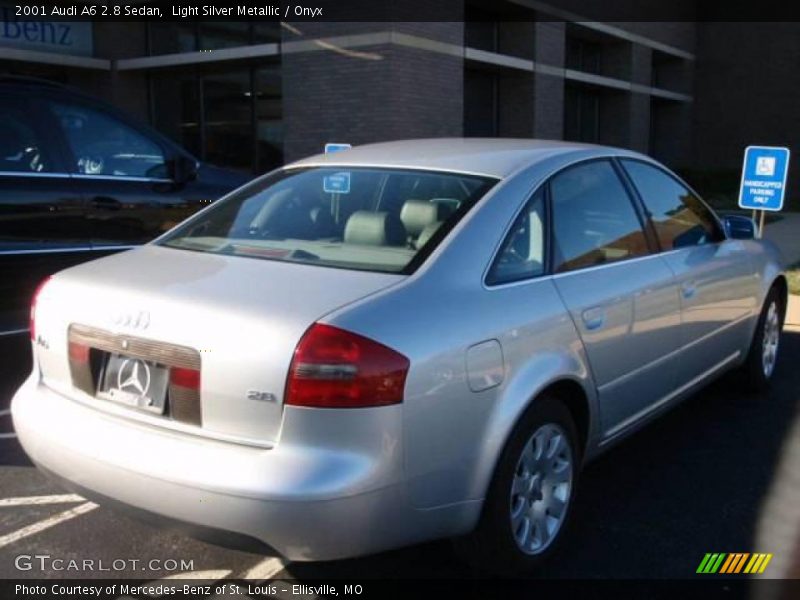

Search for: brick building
xmin=1 ymin=1 xmax=797 ymax=205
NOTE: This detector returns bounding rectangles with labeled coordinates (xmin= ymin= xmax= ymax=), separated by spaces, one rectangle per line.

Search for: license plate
xmin=97 ymin=354 xmax=169 ymax=415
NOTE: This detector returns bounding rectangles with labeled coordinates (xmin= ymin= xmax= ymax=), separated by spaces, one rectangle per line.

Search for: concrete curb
xmin=785 ymin=295 xmax=800 ymax=327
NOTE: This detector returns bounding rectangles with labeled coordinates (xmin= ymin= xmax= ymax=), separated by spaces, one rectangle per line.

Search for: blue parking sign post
xmin=324 ymin=143 xmax=352 ymax=154
xmin=738 ymin=146 xmax=790 ymax=238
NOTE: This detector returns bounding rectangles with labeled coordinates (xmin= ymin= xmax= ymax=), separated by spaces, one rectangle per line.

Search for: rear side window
xmin=0 ymin=98 xmax=53 ymax=173
xmin=550 ymin=160 xmax=649 ymax=273
xmin=48 ymin=101 xmax=167 ymax=179
xmin=621 ymin=160 xmax=724 ymax=249
xmin=160 ymin=167 xmax=495 ymax=274
xmin=487 ymin=188 xmax=545 ymax=285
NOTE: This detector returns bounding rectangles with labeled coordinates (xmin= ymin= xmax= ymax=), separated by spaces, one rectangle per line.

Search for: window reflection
xmin=203 ymin=70 xmax=252 ymax=171
xmin=149 ymin=63 xmax=283 ymax=174
xmin=551 ymin=160 xmax=649 ymax=272
xmin=255 ymin=66 xmax=283 ymax=173
xmin=622 ymin=160 xmax=723 ymax=249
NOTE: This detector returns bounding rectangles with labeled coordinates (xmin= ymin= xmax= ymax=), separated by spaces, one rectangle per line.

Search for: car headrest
xmin=344 ymin=211 xmax=407 ymax=246
xmin=400 ymin=200 xmax=440 ymax=236
xmin=430 ymin=198 xmax=461 ymax=218
xmin=416 ymin=221 xmax=442 ymax=249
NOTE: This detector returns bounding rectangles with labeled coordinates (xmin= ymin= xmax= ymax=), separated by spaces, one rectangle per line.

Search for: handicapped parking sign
xmin=323 ymin=172 xmax=351 ymax=194
xmin=738 ymin=146 xmax=791 ymax=211
xmin=324 ymin=143 xmax=351 ymax=154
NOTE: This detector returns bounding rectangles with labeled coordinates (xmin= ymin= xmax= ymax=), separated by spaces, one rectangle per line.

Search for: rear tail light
xmin=29 ymin=276 xmax=52 ymax=341
xmin=68 ymin=342 xmax=90 ymax=363
xmin=169 ymin=366 xmax=202 ymax=426
xmin=286 ymin=323 xmax=409 ymax=408
xmin=68 ymin=341 xmax=93 ymax=395
xmin=170 ymin=366 xmax=200 ymax=390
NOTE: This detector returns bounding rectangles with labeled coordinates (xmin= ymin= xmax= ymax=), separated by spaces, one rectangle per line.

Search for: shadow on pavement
xmin=1 ymin=332 xmax=32 ymax=467
xmin=1 ymin=325 xmax=798 ymax=579
xmin=286 ymin=330 xmax=800 ymax=579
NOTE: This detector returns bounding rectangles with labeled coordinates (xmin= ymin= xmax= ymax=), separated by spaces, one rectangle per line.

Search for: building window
xmin=564 ymin=84 xmax=600 ymax=143
xmin=464 ymin=68 xmax=498 ymax=137
xmin=150 ymin=71 xmax=201 ymax=159
xmin=465 ymin=19 xmax=498 ymax=53
xmin=149 ymin=61 xmax=283 ymax=174
xmin=254 ymin=65 xmax=283 ymax=173
xmin=651 ymin=50 xmax=689 ymax=93
xmin=566 ymin=37 xmax=602 ymax=74
xmin=203 ymin=70 xmax=252 ymax=171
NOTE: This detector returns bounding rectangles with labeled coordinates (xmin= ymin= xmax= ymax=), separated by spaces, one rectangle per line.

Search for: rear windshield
xmin=159 ymin=167 xmax=496 ymax=273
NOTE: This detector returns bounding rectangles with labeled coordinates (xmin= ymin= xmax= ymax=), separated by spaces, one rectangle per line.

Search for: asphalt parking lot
xmin=1 ymin=328 xmax=799 ymax=583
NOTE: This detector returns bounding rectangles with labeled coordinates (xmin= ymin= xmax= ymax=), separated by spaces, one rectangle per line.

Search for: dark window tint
xmin=487 ymin=188 xmax=545 ymax=285
xmin=0 ymin=99 xmax=52 ymax=173
xmin=622 ymin=160 xmax=723 ymax=249
xmin=551 ymin=160 xmax=649 ymax=273
xmin=49 ymin=102 xmax=166 ymax=179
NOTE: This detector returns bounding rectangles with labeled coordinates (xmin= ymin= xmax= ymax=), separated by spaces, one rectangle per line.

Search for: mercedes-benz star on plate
xmin=12 ymin=139 xmax=786 ymax=573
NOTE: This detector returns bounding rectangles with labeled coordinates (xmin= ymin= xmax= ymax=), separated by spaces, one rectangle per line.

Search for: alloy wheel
xmin=762 ymin=300 xmax=780 ymax=378
xmin=509 ymin=423 xmax=573 ymax=555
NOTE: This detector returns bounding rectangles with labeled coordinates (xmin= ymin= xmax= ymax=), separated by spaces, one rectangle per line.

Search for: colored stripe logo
xmin=697 ymin=553 xmax=773 ymax=574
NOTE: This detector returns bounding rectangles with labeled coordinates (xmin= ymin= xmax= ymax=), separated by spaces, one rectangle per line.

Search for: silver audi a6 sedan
xmin=13 ymin=139 xmax=786 ymax=573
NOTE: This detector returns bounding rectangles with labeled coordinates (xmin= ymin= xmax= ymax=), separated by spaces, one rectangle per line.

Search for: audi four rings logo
xmin=117 ymin=359 xmax=151 ymax=398
xmin=112 ymin=309 xmax=150 ymax=329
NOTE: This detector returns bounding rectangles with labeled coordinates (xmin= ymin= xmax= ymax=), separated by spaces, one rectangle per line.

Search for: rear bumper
xmin=12 ymin=374 xmax=479 ymax=561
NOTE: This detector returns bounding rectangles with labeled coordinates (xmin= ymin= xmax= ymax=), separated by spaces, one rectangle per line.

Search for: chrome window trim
xmin=0 ymin=171 xmax=172 ymax=183
xmin=549 ymin=250 xmax=675 ymax=280
xmin=0 ymin=245 xmax=136 ymax=256
xmin=486 ymin=243 xmax=723 ymax=289
xmin=482 ymin=249 xmax=680 ymax=291
xmin=0 ymin=171 xmax=69 ymax=178
xmin=0 ymin=328 xmax=29 ymax=337
xmin=71 ymin=173 xmax=173 ymax=183
xmin=483 ymin=154 xmax=731 ymax=291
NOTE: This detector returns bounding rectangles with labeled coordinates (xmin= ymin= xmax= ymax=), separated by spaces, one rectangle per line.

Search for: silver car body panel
xmin=30 ymin=245 xmax=405 ymax=445
xmin=12 ymin=139 xmax=785 ymax=560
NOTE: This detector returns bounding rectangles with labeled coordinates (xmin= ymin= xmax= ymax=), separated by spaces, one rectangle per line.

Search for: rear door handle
xmin=681 ymin=281 xmax=697 ymax=299
xmin=581 ymin=307 xmax=606 ymax=331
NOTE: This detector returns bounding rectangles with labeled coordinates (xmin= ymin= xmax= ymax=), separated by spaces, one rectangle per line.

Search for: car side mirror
xmin=168 ymin=155 xmax=198 ymax=183
xmin=723 ymin=214 xmax=757 ymax=240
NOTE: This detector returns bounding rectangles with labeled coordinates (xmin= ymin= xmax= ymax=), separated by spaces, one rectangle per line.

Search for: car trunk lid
xmin=33 ymin=245 xmax=404 ymax=445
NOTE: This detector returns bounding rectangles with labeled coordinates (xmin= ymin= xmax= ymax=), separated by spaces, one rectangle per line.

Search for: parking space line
xmin=0 ymin=494 xmax=85 ymax=507
xmin=0 ymin=501 xmax=97 ymax=549
xmin=241 ymin=557 xmax=286 ymax=580
xmin=0 ymin=433 xmax=16 ymax=439
xmin=0 ymin=409 xmax=9 ymax=417
xmin=0 ymin=328 xmax=28 ymax=337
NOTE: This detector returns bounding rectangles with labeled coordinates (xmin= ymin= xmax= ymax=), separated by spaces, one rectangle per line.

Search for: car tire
xmin=742 ymin=286 xmax=784 ymax=392
xmin=453 ymin=395 xmax=580 ymax=575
